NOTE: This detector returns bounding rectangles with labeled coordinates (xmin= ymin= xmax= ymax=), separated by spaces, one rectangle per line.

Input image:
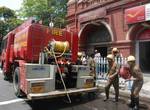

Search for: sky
xmin=0 ymin=0 xmax=23 ymax=10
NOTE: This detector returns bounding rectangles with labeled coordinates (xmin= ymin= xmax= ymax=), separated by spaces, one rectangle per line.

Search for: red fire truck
xmin=0 ymin=18 xmax=98 ymax=101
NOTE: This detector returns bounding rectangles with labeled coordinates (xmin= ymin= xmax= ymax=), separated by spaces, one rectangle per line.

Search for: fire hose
xmin=45 ymin=41 xmax=71 ymax=103
xmin=44 ymin=42 xmax=69 ymax=58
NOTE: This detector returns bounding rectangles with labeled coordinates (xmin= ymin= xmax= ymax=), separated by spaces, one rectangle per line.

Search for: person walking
xmin=126 ymin=55 xmax=143 ymax=110
xmin=104 ymin=54 xmax=119 ymax=102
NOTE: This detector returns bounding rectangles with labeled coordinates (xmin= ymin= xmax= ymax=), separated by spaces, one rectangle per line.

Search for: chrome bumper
xmin=27 ymin=87 xmax=99 ymax=100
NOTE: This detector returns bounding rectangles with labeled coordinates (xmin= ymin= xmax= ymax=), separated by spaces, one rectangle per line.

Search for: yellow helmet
xmin=107 ymin=54 xmax=114 ymax=60
xmin=127 ymin=55 xmax=135 ymax=62
xmin=112 ymin=48 xmax=119 ymax=53
xmin=77 ymin=52 xmax=82 ymax=57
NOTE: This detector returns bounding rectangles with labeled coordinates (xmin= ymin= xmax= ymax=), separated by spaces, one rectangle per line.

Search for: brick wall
xmin=67 ymin=0 xmax=150 ymax=56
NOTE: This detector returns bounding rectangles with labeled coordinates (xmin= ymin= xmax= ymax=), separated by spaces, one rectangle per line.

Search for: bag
xmin=119 ymin=66 xmax=131 ymax=79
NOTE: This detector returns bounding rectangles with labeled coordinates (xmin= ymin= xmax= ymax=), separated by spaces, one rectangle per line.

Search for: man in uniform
xmin=88 ymin=54 xmax=96 ymax=78
xmin=104 ymin=54 xmax=119 ymax=102
xmin=127 ymin=55 xmax=143 ymax=110
xmin=112 ymin=48 xmax=119 ymax=57
xmin=76 ymin=52 xmax=82 ymax=65
xmin=112 ymin=48 xmax=122 ymax=64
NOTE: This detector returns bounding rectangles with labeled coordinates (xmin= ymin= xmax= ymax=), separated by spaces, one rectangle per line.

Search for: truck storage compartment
xmin=55 ymin=65 xmax=93 ymax=89
xmin=55 ymin=64 xmax=77 ymax=89
xmin=76 ymin=76 xmax=94 ymax=89
xmin=25 ymin=64 xmax=56 ymax=93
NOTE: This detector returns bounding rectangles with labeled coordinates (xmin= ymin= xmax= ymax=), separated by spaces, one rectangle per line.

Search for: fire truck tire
xmin=13 ymin=67 xmax=24 ymax=97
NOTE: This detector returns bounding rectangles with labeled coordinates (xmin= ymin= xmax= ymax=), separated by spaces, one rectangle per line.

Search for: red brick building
xmin=67 ymin=0 xmax=150 ymax=73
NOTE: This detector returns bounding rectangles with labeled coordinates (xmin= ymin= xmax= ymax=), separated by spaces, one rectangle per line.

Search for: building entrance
xmin=139 ymin=41 xmax=150 ymax=73
xmin=95 ymin=47 xmax=107 ymax=57
xmin=79 ymin=22 xmax=112 ymax=56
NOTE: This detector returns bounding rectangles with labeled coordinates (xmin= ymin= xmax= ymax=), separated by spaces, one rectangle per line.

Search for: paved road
xmin=0 ymin=71 xmax=149 ymax=110
xmin=0 ymin=70 xmax=17 ymax=102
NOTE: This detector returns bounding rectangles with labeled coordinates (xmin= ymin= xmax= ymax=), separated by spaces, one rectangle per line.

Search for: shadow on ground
xmin=26 ymin=93 xmax=149 ymax=110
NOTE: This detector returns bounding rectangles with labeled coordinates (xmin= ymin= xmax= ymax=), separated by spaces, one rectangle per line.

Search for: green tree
xmin=0 ymin=20 xmax=7 ymax=38
xmin=20 ymin=0 xmax=67 ymax=28
xmin=0 ymin=6 xmax=15 ymax=21
xmin=0 ymin=7 xmax=23 ymax=38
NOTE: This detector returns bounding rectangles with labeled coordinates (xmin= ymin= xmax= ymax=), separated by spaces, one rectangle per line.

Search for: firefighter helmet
xmin=112 ymin=48 xmax=119 ymax=53
xmin=107 ymin=54 xmax=114 ymax=60
xmin=127 ymin=55 xmax=136 ymax=62
xmin=77 ymin=52 xmax=82 ymax=57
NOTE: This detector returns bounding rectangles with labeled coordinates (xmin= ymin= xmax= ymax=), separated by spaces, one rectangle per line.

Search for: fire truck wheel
xmin=13 ymin=67 xmax=24 ymax=97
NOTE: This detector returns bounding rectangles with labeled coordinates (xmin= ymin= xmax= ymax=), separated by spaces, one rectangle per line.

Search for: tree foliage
xmin=20 ymin=0 xmax=68 ymax=28
xmin=0 ymin=7 xmax=23 ymax=38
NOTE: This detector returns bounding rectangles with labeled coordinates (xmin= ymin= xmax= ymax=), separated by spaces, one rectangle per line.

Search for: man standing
xmin=76 ymin=52 xmax=82 ymax=65
xmin=127 ymin=55 xmax=143 ymax=110
xmin=88 ymin=54 xmax=96 ymax=77
xmin=112 ymin=48 xmax=119 ymax=56
xmin=104 ymin=54 xmax=119 ymax=102
xmin=112 ymin=48 xmax=122 ymax=64
xmin=94 ymin=50 xmax=101 ymax=77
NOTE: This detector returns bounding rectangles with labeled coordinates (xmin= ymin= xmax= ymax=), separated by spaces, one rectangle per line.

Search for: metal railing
xmin=94 ymin=56 xmax=132 ymax=90
xmin=95 ymin=56 xmax=127 ymax=78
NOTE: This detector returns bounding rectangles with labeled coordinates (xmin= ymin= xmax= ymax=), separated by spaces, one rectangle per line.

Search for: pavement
xmin=96 ymin=74 xmax=150 ymax=103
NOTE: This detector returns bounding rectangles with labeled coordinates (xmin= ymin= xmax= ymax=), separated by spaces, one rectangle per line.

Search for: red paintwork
xmin=125 ymin=5 xmax=145 ymax=24
xmin=18 ymin=60 xmax=27 ymax=94
xmin=1 ymin=32 xmax=14 ymax=73
xmin=1 ymin=19 xmax=78 ymax=76
xmin=13 ymin=24 xmax=78 ymax=63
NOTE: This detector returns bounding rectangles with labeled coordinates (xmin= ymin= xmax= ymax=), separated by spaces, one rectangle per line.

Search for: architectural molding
xmin=78 ymin=20 xmax=114 ymax=42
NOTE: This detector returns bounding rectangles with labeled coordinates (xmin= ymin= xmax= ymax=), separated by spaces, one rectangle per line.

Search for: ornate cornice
xmin=67 ymin=0 xmax=76 ymax=5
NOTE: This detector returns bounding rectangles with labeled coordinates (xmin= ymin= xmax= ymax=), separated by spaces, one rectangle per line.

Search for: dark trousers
xmin=105 ymin=77 xmax=119 ymax=100
xmin=131 ymin=80 xmax=143 ymax=97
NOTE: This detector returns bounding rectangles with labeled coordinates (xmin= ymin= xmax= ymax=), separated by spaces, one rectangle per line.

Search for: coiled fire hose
xmin=44 ymin=41 xmax=69 ymax=58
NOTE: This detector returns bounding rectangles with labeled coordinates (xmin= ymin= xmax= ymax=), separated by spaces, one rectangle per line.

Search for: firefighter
xmin=104 ymin=54 xmax=119 ymax=102
xmin=112 ymin=48 xmax=119 ymax=56
xmin=88 ymin=54 xmax=96 ymax=77
xmin=76 ymin=52 xmax=82 ymax=65
xmin=112 ymin=47 xmax=122 ymax=64
xmin=127 ymin=55 xmax=143 ymax=110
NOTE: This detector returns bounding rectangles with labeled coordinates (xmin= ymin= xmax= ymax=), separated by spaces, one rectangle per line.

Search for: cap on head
xmin=77 ymin=52 xmax=82 ymax=57
xmin=95 ymin=50 xmax=98 ymax=53
xmin=112 ymin=48 xmax=119 ymax=53
xmin=107 ymin=54 xmax=114 ymax=61
xmin=127 ymin=55 xmax=135 ymax=62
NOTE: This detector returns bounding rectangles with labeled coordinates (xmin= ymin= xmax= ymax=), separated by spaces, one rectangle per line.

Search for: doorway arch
xmin=78 ymin=21 xmax=114 ymax=57
xmin=126 ymin=22 xmax=150 ymax=73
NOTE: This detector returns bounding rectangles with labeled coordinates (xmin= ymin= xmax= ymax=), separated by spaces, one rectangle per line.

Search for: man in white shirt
xmin=94 ymin=50 xmax=101 ymax=77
